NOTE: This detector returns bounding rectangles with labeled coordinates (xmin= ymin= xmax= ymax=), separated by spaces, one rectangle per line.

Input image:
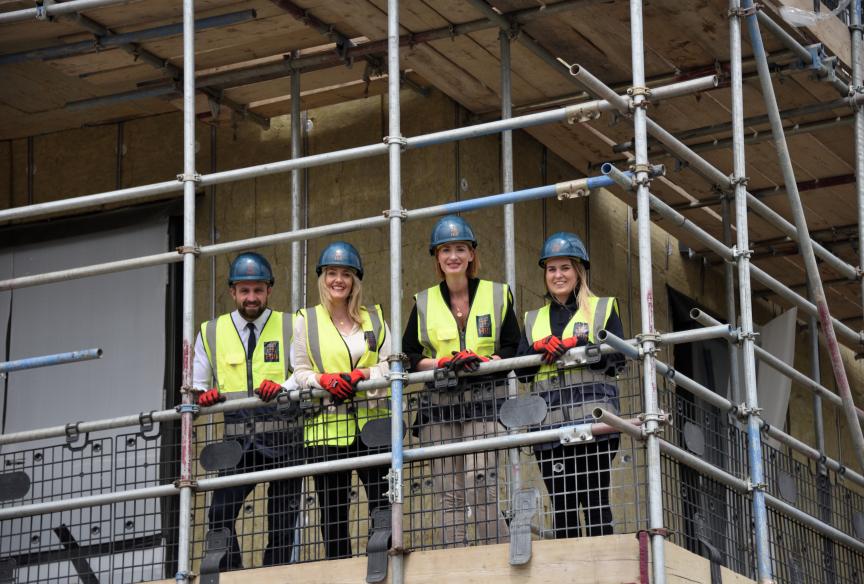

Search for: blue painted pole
xmin=0 ymin=348 xmax=102 ymax=374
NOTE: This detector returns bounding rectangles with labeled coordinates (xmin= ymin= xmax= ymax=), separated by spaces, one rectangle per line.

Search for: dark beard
xmin=238 ymin=302 xmax=265 ymax=320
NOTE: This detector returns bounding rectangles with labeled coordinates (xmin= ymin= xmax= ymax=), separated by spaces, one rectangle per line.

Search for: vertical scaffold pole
xmin=291 ymin=65 xmax=303 ymax=313
xmin=499 ymin=28 xmax=522 ymax=498
xmin=730 ymin=2 xmax=773 ymax=581
xmin=721 ymin=198 xmax=742 ymax=406
xmin=742 ymin=0 xmax=864 ymax=474
xmin=854 ymin=0 xmax=864 ymax=328
xmin=628 ymin=2 xmax=665 ymax=582
xmin=177 ymin=0 xmax=198 ymax=581
xmin=386 ymin=1 xmax=406 ymax=582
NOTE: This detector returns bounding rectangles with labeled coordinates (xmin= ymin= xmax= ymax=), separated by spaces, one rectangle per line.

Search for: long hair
xmin=434 ymin=247 xmax=481 ymax=280
xmin=317 ymin=271 xmax=364 ymax=325
xmin=546 ymin=258 xmax=593 ymax=309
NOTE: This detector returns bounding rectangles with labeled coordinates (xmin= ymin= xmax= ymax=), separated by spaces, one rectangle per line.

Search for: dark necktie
xmin=246 ymin=322 xmax=257 ymax=358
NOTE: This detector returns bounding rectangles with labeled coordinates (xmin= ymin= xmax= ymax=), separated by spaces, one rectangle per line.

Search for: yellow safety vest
xmin=524 ymin=297 xmax=617 ymax=379
xmin=415 ymin=280 xmax=509 ymax=359
xmin=201 ymin=311 xmax=293 ymax=396
xmin=301 ymin=304 xmax=388 ymax=447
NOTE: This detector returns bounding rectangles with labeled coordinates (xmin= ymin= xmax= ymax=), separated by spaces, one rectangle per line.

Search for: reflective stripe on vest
xmin=201 ymin=311 xmax=293 ymax=395
xmin=524 ymin=297 xmax=616 ymax=378
xmin=415 ymin=280 xmax=508 ymax=359
xmin=300 ymin=304 xmax=388 ymax=447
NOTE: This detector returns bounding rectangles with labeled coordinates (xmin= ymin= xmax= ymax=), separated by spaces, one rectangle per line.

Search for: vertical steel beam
xmin=386 ymin=1 xmax=406 ymax=583
xmin=730 ymin=3 xmax=773 ymax=582
xmin=628 ymin=2 xmax=665 ymax=582
xmin=291 ymin=64 xmax=303 ymax=313
xmin=176 ymin=0 xmax=198 ymax=582
xmin=499 ymin=28 xmax=523 ymax=501
xmin=742 ymin=0 xmax=864 ymax=474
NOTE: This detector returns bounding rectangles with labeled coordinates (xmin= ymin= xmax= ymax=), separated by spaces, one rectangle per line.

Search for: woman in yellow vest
xmin=517 ymin=232 xmax=624 ymax=538
xmin=292 ymin=241 xmax=392 ymax=559
xmin=402 ymin=215 xmax=521 ymax=547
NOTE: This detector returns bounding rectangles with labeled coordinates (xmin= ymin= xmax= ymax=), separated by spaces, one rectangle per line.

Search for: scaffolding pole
xmin=0 ymin=348 xmax=102 ymax=374
xmin=721 ymin=197 xmax=743 ymax=406
xmin=175 ymin=0 xmax=197 ymax=581
xmin=385 ymin=0 xmax=405 ymax=581
xmin=626 ymin=2 xmax=665 ymax=582
xmin=729 ymin=2 xmax=772 ymax=581
xmin=854 ymin=0 xmax=864 ymax=335
xmin=290 ymin=62 xmax=303 ymax=313
xmin=743 ymin=0 xmax=864 ymax=475
xmin=0 ymin=0 xmax=133 ymax=24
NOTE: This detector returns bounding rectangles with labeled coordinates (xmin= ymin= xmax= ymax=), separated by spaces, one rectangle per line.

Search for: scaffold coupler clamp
xmin=735 ymin=402 xmax=762 ymax=420
xmin=383 ymin=208 xmax=407 ymax=221
xmin=383 ymin=134 xmax=408 ymax=151
xmin=736 ymin=329 xmax=759 ymax=343
xmin=726 ymin=3 xmax=760 ymax=18
xmin=728 ymin=173 xmax=749 ymax=189
xmin=176 ymin=402 xmax=201 ymax=417
xmin=176 ymin=244 xmax=201 ymax=256
xmin=746 ymin=479 xmax=767 ymax=493
xmin=560 ymin=425 xmax=594 ymax=445
xmin=35 ymin=0 xmax=54 ymax=21
xmin=176 ymin=172 xmax=202 ymax=183
xmin=629 ymin=162 xmax=654 ymax=188
xmin=385 ymin=468 xmax=403 ymax=504
xmin=635 ymin=332 xmax=661 ymax=358
xmin=174 ymin=570 xmax=191 ymax=583
xmin=639 ymin=410 xmax=669 ymax=437
xmin=555 ymin=179 xmax=590 ymax=200
xmin=565 ymin=103 xmax=601 ymax=124
xmin=386 ymin=353 xmax=409 ymax=378
xmin=627 ymin=86 xmax=651 ymax=112
xmin=730 ymin=244 xmax=753 ymax=262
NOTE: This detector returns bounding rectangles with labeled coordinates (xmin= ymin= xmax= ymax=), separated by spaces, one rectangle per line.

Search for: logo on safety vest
xmin=573 ymin=322 xmax=589 ymax=342
xmin=365 ymin=331 xmax=377 ymax=352
xmin=263 ymin=341 xmax=280 ymax=362
xmin=476 ymin=314 xmax=492 ymax=337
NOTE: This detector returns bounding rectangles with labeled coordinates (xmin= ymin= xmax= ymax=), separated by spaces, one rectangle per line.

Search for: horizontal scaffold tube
xmin=0 ymin=420 xmax=626 ymax=520
xmin=0 ymin=167 xmax=671 ymax=292
xmin=690 ymin=308 xmax=864 ymax=425
xmin=570 ymin=63 xmax=859 ymax=283
xmin=0 ymin=75 xmax=718 ymax=227
xmin=0 ymin=0 xmax=134 ymax=24
xmin=1 ymin=327 xmax=729 ymax=445
xmin=598 ymin=329 xmax=864 ymax=489
xmin=0 ymin=348 xmax=102 ymax=373
xmin=595 ymin=409 xmax=864 ymax=554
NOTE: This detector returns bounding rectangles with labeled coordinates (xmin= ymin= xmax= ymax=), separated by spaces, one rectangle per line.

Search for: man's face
xmin=230 ymin=280 xmax=272 ymax=320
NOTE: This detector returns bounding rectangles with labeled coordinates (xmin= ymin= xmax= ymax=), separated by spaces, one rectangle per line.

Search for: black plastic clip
xmin=65 ymin=422 xmax=89 ymax=452
xmin=199 ymin=528 xmax=230 ymax=584
xmin=433 ymin=368 xmax=459 ymax=392
xmin=138 ymin=411 xmax=160 ymax=441
xmin=366 ymin=507 xmax=392 ymax=583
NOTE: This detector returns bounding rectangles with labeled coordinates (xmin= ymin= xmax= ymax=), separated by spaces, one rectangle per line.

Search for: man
xmin=193 ymin=251 xmax=302 ymax=570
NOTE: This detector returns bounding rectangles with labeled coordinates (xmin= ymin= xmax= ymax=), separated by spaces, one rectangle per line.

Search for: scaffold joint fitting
xmin=627 ymin=86 xmax=651 ymax=99
xmin=746 ymin=479 xmax=767 ymax=492
xmin=850 ymin=23 xmax=864 ymax=33
xmin=642 ymin=527 xmax=670 ymax=538
xmin=730 ymin=245 xmax=753 ymax=260
xmin=176 ymin=172 xmax=201 ymax=183
xmin=737 ymin=329 xmax=759 ymax=342
xmin=174 ymin=570 xmax=189 ymax=582
xmin=385 ymin=468 xmax=403 ymax=504
xmin=383 ymin=208 xmax=407 ymax=220
xmin=383 ymin=135 xmax=408 ymax=150
xmin=560 ymin=425 xmax=594 ymax=445
xmin=728 ymin=174 xmax=749 ymax=188
xmin=727 ymin=4 xmax=760 ymax=18
xmin=174 ymin=478 xmax=197 ymax=490
xmin=736 ymin=403 xmax=763 ymax=418
xmin=176 ymin=245 xmax=200 ymax=256
xmin=635 ymin=332 xmax=662 ymax=354
xmin=565 ymin=104 xmax=601 ymax=124
xmin=176 ymin=403 xmax=200 ymax=416
xmin=35 ymin=1 xmax=54 ymax=21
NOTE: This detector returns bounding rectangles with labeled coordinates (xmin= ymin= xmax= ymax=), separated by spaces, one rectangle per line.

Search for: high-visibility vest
xmin=201 ymin=311 xmax=293 ymax=396
xmin=414 ymin=280 xmax=509 ymax=359
xmin=524 ymin=296 xmax=617 ymax=380
xmin=300 ymin=304 xmax=388 ymax=447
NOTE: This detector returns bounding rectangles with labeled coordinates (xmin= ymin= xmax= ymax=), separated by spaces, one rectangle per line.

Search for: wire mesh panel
xmin=0 ymin=426 xmax=178 ymax=584
xmin=402 ymin=362 xmax=647 ymax=551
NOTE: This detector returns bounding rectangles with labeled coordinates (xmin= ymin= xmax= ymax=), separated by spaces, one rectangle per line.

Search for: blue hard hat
xmin=228 ymin=252 xmax=274 ymax=286
xmin=539 ymin=232 xmax=589 ymax=269
xmin=316 ymin=241 xmax=364 ymax=280
xmin=429 ymin=215 xmax=478 ymax=255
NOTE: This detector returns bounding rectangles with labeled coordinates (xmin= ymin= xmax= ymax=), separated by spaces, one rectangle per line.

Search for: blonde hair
xmin=546 ymin=258 xmax=593 ymax=309
xmin=317 ymin=270 xmax=364 ymax=325
xmin=434 ymin=246 xmax=481 ymax=280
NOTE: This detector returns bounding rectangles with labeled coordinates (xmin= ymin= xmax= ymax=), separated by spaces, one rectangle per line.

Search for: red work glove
xmin=346 ymin=369 xmax=366 ymax=387
xmin=319 ymin=373 xmax=355 ymax=400
xmin=448 ymin=349 xmax=489 ymax=373
xmin=255 ymin=379 xmax=283 ymax=402
xmin=436 ymin=355 xmax=454 ymax=369
xmin=561 ymin=335 xmax=587 ymax=351
xmin=197 ymin=388 xmax=225 ymax=407
xmin=532 ymin=335 xmax=565 ymax=364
